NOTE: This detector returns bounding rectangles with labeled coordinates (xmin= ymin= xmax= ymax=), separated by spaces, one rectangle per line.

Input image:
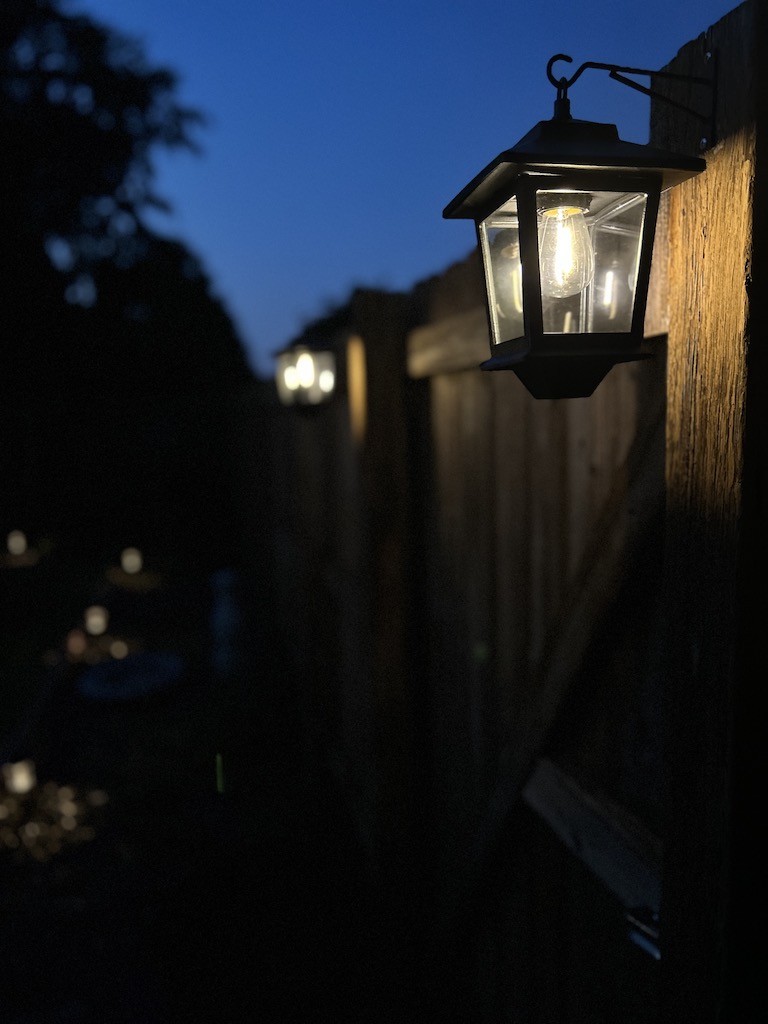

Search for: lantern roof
xmin=443 ymin=115 xmax=706 ymax=221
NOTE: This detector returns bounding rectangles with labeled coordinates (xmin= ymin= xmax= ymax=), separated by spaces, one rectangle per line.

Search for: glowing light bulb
xmin=538 ymin=203 xmax=594 ymax=299
xmin=295 ymin=351 xmax=316 ymax=389
xmin=282 ymin=364 xmax=299 ymax=391
xmin=318 ymin=368 xmax=335 ymax=394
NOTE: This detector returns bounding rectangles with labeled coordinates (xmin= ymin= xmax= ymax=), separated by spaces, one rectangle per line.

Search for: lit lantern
xmin=275 ymin=344 xmax=337 ymax=406
xmin=443 ymin=54 xmax=708 ymax=398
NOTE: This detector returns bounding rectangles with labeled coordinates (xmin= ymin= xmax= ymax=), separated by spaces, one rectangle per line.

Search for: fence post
xmin=651 ymin=3 xmax=763 ymax=1019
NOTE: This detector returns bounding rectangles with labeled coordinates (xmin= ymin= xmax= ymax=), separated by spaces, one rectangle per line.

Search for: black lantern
xmin=443 ymin=55 xmax=709 ymax=398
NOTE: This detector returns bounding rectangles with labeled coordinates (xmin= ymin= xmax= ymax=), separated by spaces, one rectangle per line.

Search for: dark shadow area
xmin=0 ymin=3 xmax=424 ymax=1020
xmin=1 ymin=559 xmax=407 ymax=1023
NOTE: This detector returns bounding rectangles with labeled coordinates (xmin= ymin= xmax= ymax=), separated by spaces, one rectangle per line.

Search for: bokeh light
xmin=84 ymin=605 xmax=109 ymax=636
xmin=120 ymin=546 xmax=143 ymax=574
xmin=6 ymin=529 xmax=27 ymax=556
xmin=109 ymin=639 xmax=129 ymax=659
xmin=0 ymin=761 xmax=107 ymax=863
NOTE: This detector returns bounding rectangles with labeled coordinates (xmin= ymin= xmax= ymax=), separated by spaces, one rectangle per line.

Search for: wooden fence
xmin=266 ymin=2 xmax=762 ymax=1018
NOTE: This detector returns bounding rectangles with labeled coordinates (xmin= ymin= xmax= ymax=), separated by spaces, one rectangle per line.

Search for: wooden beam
xmin=522 ymin=758 xmax=662 ymax=918
xmin=406 ymin=306 xmax=489 ymax=378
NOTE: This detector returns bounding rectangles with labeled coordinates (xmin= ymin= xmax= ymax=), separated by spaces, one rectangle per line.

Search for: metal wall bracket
xmin=547 ymin=50 xmax=718 ymax=149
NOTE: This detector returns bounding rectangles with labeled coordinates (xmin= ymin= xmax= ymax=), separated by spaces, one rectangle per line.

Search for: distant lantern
xmin=443 ymin=53 xmax=710 ymax=398
xmin=275 ymin=344 xmax=336 ymax=406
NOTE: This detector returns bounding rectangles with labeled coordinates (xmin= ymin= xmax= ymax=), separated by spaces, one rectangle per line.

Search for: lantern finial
xmin=546 ymin=54 xmax=574 ymax=120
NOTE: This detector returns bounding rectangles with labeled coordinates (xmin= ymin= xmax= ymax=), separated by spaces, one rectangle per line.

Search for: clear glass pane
xmin=589 ymin=191 xmax=647 ymax=333
xmin=479 ymin=202 xmax=524 ymax=346
xmin=536 ymin=189 xmax=647 ymax=335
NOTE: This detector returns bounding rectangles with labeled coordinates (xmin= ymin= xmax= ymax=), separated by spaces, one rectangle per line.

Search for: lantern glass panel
xmin=478 ymin=199 xmax=524 ymax=348
xmin=535 ymin=188 xmax=648 ymax=335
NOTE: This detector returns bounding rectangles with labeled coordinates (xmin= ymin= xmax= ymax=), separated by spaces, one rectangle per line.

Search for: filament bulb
xmin=538 ymin=202 xmax=594 ymax=299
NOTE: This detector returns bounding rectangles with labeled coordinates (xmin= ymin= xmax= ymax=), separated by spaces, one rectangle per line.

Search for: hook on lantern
xmin=546 ymin=52 xmax=716 ymax=140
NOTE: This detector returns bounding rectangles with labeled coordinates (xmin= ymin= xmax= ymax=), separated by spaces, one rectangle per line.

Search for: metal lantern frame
xmin=443 ymin=54 xmax=713 ymax=398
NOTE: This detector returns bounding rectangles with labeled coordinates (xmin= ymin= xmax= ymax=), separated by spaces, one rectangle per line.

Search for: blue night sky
xmin=71 ymin=0 xmax=736 ymax=377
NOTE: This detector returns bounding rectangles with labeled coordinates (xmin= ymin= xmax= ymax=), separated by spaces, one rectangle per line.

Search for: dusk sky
xmin=72 ymin=0 xmax=736 ymax=377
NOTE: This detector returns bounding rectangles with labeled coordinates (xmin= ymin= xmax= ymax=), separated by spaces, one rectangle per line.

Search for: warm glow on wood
xmin=347 ymin=334 xmax=367 ymax=446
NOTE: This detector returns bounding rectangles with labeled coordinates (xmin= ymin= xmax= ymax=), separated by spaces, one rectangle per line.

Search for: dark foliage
xmin=1 ymin=0 xmax=254 ymax=568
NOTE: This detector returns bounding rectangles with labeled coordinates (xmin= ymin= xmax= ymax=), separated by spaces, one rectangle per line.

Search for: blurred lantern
xmin=275 ymin=344 xmax=337 ymax=406
xmin=443 ymin=53 xmax=711 ymax=398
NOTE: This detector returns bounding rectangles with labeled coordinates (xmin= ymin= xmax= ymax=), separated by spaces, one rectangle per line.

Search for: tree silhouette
xmin=1 ymin=0 xmax=255 ymax=568
xmin=3 ymin=0 xmax=198 ymax=317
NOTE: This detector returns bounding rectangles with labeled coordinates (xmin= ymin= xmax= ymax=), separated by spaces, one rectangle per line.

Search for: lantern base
xmin=480 ymin=349 xmax=652 ymax=399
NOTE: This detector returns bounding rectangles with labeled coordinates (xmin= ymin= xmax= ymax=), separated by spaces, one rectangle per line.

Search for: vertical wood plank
xmin=654 ymin=4 xmax=756 ymax=1020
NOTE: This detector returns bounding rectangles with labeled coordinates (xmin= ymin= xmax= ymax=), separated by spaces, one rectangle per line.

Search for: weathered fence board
xmin=652 ymin=4 xmax=758 ymax=1020
xmin=271 ymin=4 xmax=760 ymax=1018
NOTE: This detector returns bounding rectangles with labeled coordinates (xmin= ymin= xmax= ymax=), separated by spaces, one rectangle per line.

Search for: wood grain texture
xmin=653 ymin=3 xmax=757 ymax=1021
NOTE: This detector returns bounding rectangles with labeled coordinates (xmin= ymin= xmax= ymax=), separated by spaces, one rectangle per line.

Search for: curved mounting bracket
xmin=546 ymin=51 xmax=718 ymax=149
